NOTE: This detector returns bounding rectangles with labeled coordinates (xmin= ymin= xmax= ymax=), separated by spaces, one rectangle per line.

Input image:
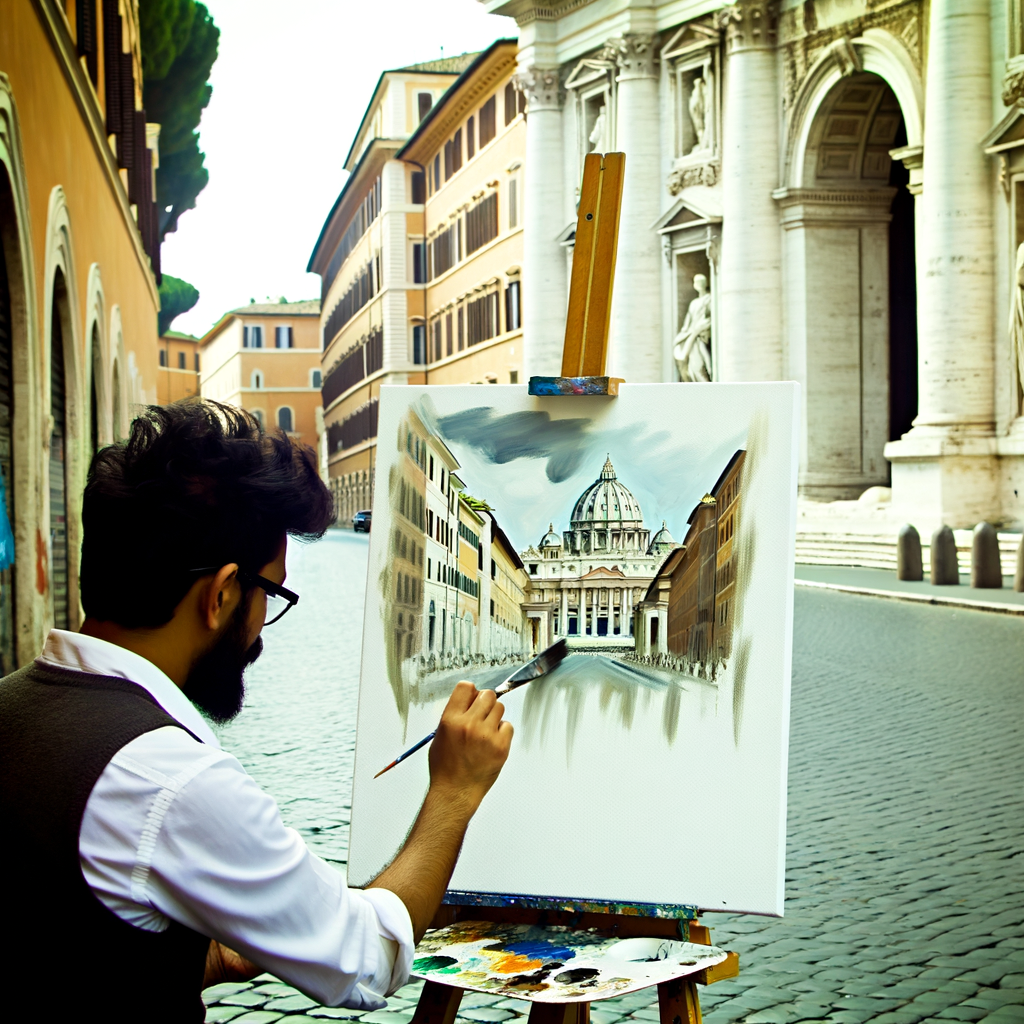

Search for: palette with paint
xmin=412 ymin=921 xmax=728 ymax=1003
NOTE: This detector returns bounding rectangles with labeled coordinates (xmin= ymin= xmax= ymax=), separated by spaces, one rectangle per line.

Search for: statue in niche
xmin=1011 ymin=243 xmax=1024 ymax=413
xmin=674 ymin=274 xmax=713 ymax=382
xmin=688 ymin=76 xmax=711 ymax=154
xmin=589 ymin=104 xmax=608 ymax=153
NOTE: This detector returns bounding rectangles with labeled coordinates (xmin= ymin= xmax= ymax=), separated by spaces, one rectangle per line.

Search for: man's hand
xmin=369 ymin=681 xmax=513 ymax=941
xmin=428 ymin=682 xmax=513 ymax=811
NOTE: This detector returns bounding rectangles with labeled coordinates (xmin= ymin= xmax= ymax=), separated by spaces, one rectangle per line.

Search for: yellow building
xmin=308 ymin=57 xmax=472 ymax=527
xmin=397 ymin=39 xmax=525 ymax=387
xmin=157 ymin=331 xmax=200 ymax=403
xmin=198 ymin=301 xmax=322 ymax=446
xmin=0 ymin=0 xmax=163 ymax=670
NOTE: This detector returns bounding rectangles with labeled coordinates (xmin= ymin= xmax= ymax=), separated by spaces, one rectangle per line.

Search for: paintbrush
xmin=373 ymin=639 xmax=568 ymax=779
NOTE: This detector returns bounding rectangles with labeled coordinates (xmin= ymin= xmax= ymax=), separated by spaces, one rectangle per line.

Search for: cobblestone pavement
xmin=205 ymin=533 xmax=1024 ymax=1024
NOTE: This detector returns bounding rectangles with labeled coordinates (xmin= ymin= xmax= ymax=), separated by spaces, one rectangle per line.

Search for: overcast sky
xmin=160 ymin=0 xmax=516 ymax=338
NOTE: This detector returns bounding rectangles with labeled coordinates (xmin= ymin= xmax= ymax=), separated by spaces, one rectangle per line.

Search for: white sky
xmin=160 ymin=0 xmax=516 ymax=338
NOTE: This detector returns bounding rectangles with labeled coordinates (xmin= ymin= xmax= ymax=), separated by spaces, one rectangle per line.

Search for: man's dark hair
xmin=81 ymin=399 xmax=335 ymax=627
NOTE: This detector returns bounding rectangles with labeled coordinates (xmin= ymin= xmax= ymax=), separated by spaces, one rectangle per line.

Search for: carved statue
xmin=688 ymin=76 xmax=710 ymax=153
xmin=673 ymin=274 xmax=713 ymax=382
xmin=1011 ymin=243 xmax=1024 ymax=413
xmin=589 ymin=105 xmax=608 ymax=153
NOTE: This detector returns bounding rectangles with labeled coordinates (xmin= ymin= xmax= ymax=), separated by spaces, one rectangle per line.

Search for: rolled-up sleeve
xmin=134 ymin=749 xmax=414 ymax=1008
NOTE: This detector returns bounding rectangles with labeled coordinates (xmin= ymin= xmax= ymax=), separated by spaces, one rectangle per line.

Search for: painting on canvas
xmin=348 ymin=382 xmax=799 ymax=916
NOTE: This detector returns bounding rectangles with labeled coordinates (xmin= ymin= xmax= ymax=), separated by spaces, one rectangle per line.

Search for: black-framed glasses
xmin=188 ymin=566 xmax=299 ymax=626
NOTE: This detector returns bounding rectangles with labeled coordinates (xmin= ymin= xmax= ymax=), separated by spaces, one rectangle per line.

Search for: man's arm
xmin=368 ymin=681 xmax=512 ymax=942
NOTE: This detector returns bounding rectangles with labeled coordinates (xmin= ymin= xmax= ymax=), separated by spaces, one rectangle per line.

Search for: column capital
xmin=717 ymin=0 xmax=778 ymax=52
xmin=514 ymin=65 xmax=564 ymax=111
xmin=604 ymin=33 xmax=658 ymax=80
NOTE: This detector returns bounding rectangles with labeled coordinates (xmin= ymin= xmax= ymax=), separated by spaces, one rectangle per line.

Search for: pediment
xmin=983 ymin=107 xmax=1024 ymax=151
xmin=653 ymin=194 xmax=722 ymax=233
xmin=580 ymin=566 xmax=627 ymax=580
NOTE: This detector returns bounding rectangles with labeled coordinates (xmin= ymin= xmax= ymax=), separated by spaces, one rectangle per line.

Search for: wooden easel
xmin=410 ymin=152 xmax=740 ymax=1024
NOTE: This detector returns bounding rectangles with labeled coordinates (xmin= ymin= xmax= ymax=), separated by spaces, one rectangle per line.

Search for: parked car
xmin=352 ymin=510 xmax=372 ymax=533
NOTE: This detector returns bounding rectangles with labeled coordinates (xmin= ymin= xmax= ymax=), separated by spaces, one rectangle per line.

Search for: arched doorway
xmin=50 ymin=269 xmax=71 ymax=631
xmin=778 ymin=70 xmax=918 ymax=498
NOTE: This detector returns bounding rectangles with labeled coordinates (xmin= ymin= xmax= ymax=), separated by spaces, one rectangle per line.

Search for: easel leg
xmin=411 ymin=981 xmax=464 ymax=1024
xmin=658 ymin=978 xmax=702 ymax=1024
xmin=528 ymin=1002 xmax=591 ymax=1024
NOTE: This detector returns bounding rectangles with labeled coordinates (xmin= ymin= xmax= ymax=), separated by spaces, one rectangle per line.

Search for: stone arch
xmin=84 ymin=263 xmax=110 ymax=450
xmin=785 ymin=29 xmax=923 ymax=189
xmin=0 ymin=74 xmax=43 ymax=666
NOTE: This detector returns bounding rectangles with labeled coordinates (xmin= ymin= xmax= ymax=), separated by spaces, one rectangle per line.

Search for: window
xmin=244 ymin=325 xmax=263 ymax=348
xmin=445 ymin=310 xmax=453 ymax=357
xmin=412 ymin=323 xmax=426 ymax=365
xmin=433 ymin=154 xmax=440 ymax=193
xmin=432 ymin=319 xmax=442 ymax=362
xmin=276 ymin=326 xmax=293 ymax=349
xmin=508 ymin=170 xmax=520 ymax=228
xmin=159 ymin=349 xmax=167 ymax=367
xmin=411 ymin=171 xmax=425 ymax=204
xmin=506 ymin=280 xmax=521 ymax=331
xmin=510 ymin=370 xmax=518 ymax=384
xmin=504 ymin=82 xmax=517 ymax=126
xmin=251 ymin=370 xmax=264 ymax=389
xmin=444 ymin=139 xmax=454 ymax=180
xmin=277 ymin=407 xmax=293 ymax=432
xmin=412 ymin=242 xmax=426 ymax=284
xmin=177 ymin=351 xmax=186 ymax=369
xmin=251 ymin=408 xmax=264 ymax=426
xmin=467 ymin=116 xmax=476 ymax=160
xmin=417 ymin=91 xmax=433 ymax=122
xmin=194 ymin=353 xmax=199 ymax=371
xmin=529 ymin=563 xmax=538 ymax=575
xmin=311 ymin=369 xmax=322 ymax=388
xmin=465 ymin=192 xmax=498 ymax=254
xmin=479 ymin=95 xmax=497 ymax=145
xmin=466 ymin=291 xmax=500 ymax=346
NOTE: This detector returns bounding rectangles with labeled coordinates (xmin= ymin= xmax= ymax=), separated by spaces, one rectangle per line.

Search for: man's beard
xmin=183 ymin=601 xmax=264 ymax=724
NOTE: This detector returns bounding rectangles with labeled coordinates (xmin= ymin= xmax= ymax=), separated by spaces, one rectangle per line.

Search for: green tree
xmin=158 ymin=274 xmax=199 ymax=336
xmin=140 ymin=0 xmax=219 ymax=241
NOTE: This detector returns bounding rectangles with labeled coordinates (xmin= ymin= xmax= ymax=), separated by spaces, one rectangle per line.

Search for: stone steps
xmin=795 ymin=529 xmax=1022 ymax=577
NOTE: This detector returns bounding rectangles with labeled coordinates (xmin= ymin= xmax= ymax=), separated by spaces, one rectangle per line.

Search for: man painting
xmin=0 ymin=400 xmax=512 ymax=1021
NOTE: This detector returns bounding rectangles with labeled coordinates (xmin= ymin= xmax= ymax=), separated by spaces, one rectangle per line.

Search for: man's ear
xmin=200 ymin=564 xmax=240 ymax=632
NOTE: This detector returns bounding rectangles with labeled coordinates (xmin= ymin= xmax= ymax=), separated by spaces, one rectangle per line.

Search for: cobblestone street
xmin=204 ymin=531 xmax=1024 ymax=1024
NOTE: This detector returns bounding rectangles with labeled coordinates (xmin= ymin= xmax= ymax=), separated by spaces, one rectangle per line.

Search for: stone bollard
xmin=930 ymin=525 xmax=960 ymax=585
xmin=971 ymin=522 xmax=1003 ymax=589
xmin=1017 ymin=534 xmax=1024 ymax=593
xmin=897 ymin=524 xmax=923 ymax=581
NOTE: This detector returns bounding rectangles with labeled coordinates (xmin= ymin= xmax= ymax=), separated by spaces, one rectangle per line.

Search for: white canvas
xmin=348 ymin=382 xmax=799 ymax=916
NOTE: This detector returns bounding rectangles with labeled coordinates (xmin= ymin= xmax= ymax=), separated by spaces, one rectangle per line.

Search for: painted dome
xmin=570 ymin=456 xmax=644 ymax=527
xmin=540 ymin=523 xmax=562 ymax=548
xmin=648 ymin=521 xmax=675 ymax=554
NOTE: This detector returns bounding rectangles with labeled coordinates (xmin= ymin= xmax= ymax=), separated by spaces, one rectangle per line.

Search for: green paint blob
xmin=413 ymin=955 xmax=459 ymax=973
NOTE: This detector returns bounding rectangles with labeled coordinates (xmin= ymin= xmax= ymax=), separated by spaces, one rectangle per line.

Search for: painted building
xmin=519 ymin=456 xmax=676 ymax=650
xmin=157 ymin=331 xmax=199 ymax=404
xmin=635 ymin=449 xmax=745 ymax=668
xmin=308 ymin=57 xmax=472 ymax=528
xmin=198 ymin=301 xmax=322 ymax=446
xmin=479 ymin=0 xmax=1024 ymax=529
xmin=0 ymin=0 xmax=163 ymax=669
xmin=396 ymin=39 xmax=526 ymax=387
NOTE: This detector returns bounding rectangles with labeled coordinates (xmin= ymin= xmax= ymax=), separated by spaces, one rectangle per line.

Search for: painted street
xmin=204 ymin=531 xmax=1024 ymax=1024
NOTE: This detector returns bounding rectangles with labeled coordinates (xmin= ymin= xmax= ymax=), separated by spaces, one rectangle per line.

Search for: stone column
xmin=516 ymin=66 xmax=567 ymax=377
xmin=559 ymin=588 xmax=568 ymax=637
xmin=717 ymin=0 xmax=783 ymax=382
xmin=591 ymin=588 xmax=599 ymax=636
xmin=884 ymin=0 xmax=996 ymax=527
xmin=607 ymin=33 xmax=663 ymax=381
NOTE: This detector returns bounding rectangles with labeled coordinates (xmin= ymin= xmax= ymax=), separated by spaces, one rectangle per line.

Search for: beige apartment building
xmin=198 ymin=300 xmax=322 ymax=446
xmin=398 ymin=39 xmax=525 ymax=387
xmin=308 ymin=42 xmax=527 ymax=526
xmin=308 ymin=57 xmax=471 ymax=526
xmin=157 ymin=331 xmax=200 ymax=404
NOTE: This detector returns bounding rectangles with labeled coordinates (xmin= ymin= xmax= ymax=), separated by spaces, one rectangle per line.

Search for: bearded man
xmin=0 ymin=400 xmax=512 ymax=1021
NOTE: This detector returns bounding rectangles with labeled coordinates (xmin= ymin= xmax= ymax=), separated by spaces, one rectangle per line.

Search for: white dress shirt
xmin=38 ymin=630 xmax=412 ymax=1009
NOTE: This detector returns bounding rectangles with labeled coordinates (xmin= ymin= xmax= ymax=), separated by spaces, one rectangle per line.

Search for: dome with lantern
xmin=564 ymin=456 xmax=650 ymax=555
xmin=648 ymin=521 xmax=676 ymax=556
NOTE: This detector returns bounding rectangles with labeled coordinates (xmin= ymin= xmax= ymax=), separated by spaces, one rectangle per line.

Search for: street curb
xmin=794 ymin=578 xmax=1024 ymax=616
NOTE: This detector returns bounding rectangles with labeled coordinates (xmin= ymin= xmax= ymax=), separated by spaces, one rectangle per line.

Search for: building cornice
xmin=398 ymin=41 xmax=519 ymax=165
xmin=477 ymin=0 xmax=599 ymax=25
xmin=31 ymin=0 xmax=159 ymax=308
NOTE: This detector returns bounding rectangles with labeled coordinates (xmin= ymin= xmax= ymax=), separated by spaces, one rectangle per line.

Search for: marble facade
xmin=481 ymin=0 xmax=1024 ymax=529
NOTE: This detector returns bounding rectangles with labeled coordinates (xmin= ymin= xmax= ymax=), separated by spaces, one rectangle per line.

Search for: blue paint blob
xmin=503 ymin=940 xmax=576 ymax=962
